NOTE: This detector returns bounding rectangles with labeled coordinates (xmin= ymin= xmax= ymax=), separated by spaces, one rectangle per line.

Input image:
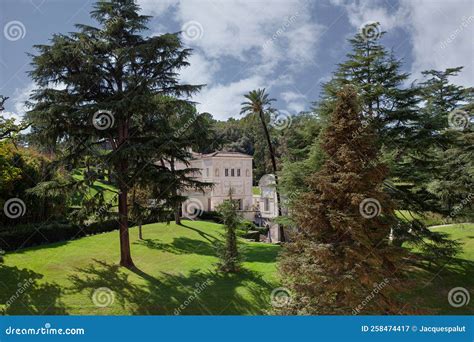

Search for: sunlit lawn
xmin=0 ymin=220 xmax=280 ymax=315
xmin=0 ymin=221 xmax=472 ymax=315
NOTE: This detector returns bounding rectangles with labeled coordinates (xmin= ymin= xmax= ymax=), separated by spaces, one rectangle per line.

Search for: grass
xmin=395 ymin=210 xmax=445 ymax=226
xmin=1 ymin=221 xmax=472 ymax=315
xmin=404 ymin=223 xmax=474 ymax=314
xmin=0 ymin=220 xmax=280 ymax=315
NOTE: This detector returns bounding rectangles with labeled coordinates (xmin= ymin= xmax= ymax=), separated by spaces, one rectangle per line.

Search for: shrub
xmin=0 ymin=219 xmax=126 ymax=251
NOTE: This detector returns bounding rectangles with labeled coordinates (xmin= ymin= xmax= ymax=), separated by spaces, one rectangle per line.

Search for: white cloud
xmin=280 ymin=90 xmax=306 ymax=114
xmin=4 ymin=82 xmax=36 ymax=121
xmin=138 ymin=0 xmax=324 ymax=118
xmin=331 ymin=0 xmax=408 ymax=31
xmin=179 ymin=53 xmax=220 ymax=85
xmin=400 ymin=0 xmax=474 ymax=87
xmin=194 ymin=75 xmax=265 ymax=120
xmin=332 ymin=0 xmax=474 ymax=87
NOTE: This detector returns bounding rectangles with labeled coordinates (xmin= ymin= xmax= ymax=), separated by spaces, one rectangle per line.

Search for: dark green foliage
xmin=0 ymin=218 xmax=153 ymax=251
xmin=215 ymin=198 xmax=242 ymax=273
xmin=26 ymin=0 xmax=204 ymax=267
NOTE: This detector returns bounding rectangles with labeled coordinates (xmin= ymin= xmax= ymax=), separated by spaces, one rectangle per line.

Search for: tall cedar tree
xmin=278 ymin=87 xmax=406 ymax=314
xmin=27 ymin=0 xmax=202 ymax=267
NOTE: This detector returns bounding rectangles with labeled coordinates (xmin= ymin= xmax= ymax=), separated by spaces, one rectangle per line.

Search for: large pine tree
xmin=27 ymin=0 xmax=202 ymax=267
xmin=278 ymin=87 xmax=406 ymax=314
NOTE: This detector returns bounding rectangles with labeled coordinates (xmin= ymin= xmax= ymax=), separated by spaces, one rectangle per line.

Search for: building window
xmin=231 ymin=168 xmax=235 ymax=177
xmin=246 ymin=169 xmax=250 ymax=177
xmin=237 ymin=169 xmax=240 ymax=177
xmin=264 ymin=198 xmax=269 ymax=212
xmin=215 ymin=168 xmax=219 ymax=177
xmin=206 ymin=168 xmax=209 ymax=177
xmin=225 ymin=168 xmax=229 ymax=177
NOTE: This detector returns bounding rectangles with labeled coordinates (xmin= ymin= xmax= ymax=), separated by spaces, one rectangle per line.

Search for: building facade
xmin=177 ymin=151 xmax=254 ymax=218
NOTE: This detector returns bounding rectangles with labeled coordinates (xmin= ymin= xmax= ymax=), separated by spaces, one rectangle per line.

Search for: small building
xmin=253 ymin=174 xmax=286 ymax=242
xmin=177 ymin=151 xmax=254 ymax=220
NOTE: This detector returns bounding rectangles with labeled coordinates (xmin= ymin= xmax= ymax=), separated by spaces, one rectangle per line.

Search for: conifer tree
xmin=278 ymin=87 xmax=406 ymax=314
xmin=215 ymin=190 xmax=241 ymax=273
xmin=27 ymin=0 xmax=202 ymax=267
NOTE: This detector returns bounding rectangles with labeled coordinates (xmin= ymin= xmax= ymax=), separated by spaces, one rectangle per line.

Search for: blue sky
xmin=1 ymin=0 xmax=473 ymax=121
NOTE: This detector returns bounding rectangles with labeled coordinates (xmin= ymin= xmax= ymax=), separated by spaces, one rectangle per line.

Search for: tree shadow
xmin=67 ymin=259 xmax=277 ymax=315
xmin=179 ymin=223 xmax=219 ymax=244
xmin=0 ymin=264 xmax=67 ymax=315
xmin=404 ymin=256 xmax=474 ymax=314
xmin=135 ymin=237 xmax=217 ymax=257
xmin=243 ymin=244 xmax=281 ymax=263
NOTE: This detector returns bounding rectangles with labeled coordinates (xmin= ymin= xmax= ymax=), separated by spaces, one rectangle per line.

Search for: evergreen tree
xmin=27 ymin=0 xmax=202 ymax=267
xmin=417 ymin=68 xmax=473 ymax=216
xmin=215 ymin=190 xmax=241 ymax=273
xmin=278 ymin=87 xmax=406 ymax=314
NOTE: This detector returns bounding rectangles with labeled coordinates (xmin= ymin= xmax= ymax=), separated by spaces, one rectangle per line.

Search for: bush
xmin=0 ymin=219 xmax=126 ymax=251
xmin=199 ymin=210 xmax=220 ymax=222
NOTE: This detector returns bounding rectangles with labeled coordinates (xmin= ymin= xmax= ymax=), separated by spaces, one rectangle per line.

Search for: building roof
xmin=192 ymin=151 xmax=252 ymax=159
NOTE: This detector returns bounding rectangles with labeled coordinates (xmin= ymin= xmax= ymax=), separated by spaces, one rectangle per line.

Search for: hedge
xmin=0 ymin=219 xmax=126 ymax=251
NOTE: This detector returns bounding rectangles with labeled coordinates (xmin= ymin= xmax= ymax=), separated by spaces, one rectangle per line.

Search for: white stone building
xmin=178 ymin=151 xmax=254 ymax=219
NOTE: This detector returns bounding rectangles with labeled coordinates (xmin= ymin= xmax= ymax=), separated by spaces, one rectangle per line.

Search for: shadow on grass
xmin=0 ymin=264 xmax=67 ymax=315
xmin=403 ymin=256 xmax=474 ymax=314
xmin=135 ymin=237 xmax=217 ymax=257
xmin=68 ymin=259 xmax=275 ymax=315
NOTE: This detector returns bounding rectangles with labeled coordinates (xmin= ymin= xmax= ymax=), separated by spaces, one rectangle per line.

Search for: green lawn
xmin=404 ymin=223 xmax=474 ymax=314
xmin=0 ymin=221 xmax=472 ymax=315
xmin=0 ymin=220 xmax=280 ymax=315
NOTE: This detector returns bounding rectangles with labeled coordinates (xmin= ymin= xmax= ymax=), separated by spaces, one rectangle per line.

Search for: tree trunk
xmin=170 ymin=158 xmax=182 ymax=225
xmin=138 ymin=221 xmax=143 ymax=240
xmin=118 ymin=188 xmax=134 ymax=268
xmin=258 ymin=110 xmax=285 ymax=242
xmin=174 ymin=206 xmax=181 ymax=225
xmin=117 ymin=120 xmax=134 ymax=268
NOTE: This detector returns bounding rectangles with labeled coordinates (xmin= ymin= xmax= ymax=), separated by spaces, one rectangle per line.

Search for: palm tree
xmin=241 ymin=89 xmax=285 ymax=241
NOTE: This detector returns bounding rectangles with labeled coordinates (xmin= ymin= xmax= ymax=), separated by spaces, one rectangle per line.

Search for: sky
xmin=0 ymin=0 xmax=473 ymax=122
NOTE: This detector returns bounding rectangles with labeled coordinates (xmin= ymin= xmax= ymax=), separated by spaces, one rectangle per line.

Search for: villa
xmin=178 ymin=150 xmax=255 ymax=220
